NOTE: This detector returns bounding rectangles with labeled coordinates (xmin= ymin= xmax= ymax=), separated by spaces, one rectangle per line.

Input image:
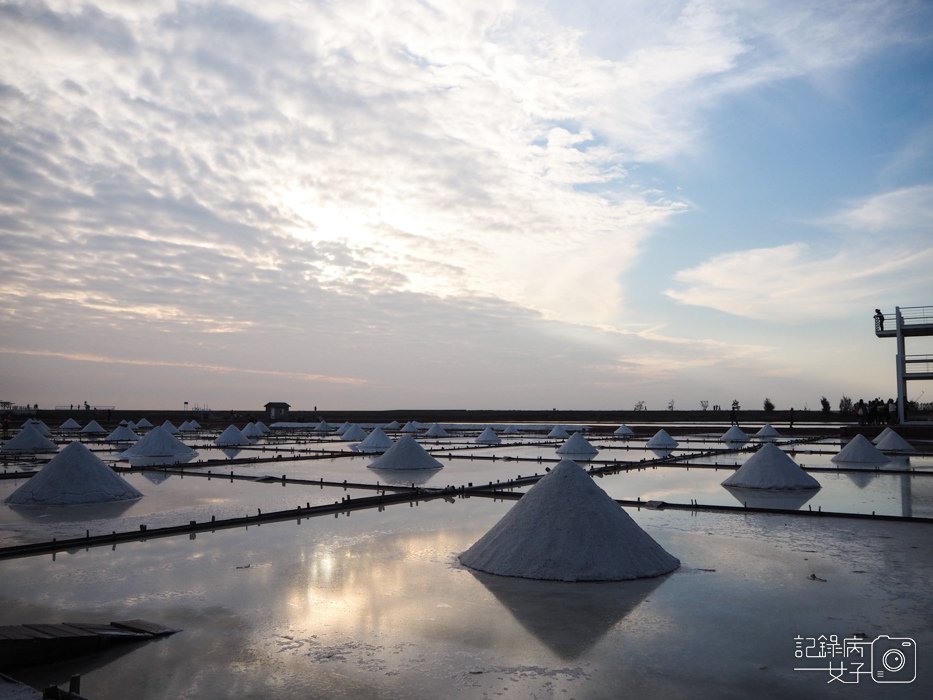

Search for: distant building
xmin=264 ymin=402 xmax=291 ymax=420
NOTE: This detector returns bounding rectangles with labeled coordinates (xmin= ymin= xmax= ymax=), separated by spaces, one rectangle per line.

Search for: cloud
xmin=665 ymin=185 xmax=933 ymax=321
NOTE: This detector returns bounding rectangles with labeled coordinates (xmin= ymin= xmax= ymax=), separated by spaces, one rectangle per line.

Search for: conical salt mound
xmin=721 ymin=426 xmax=748 ymax=443
xmin=400 ymin=421 xmax=419 ymax=433
xmin=460 ymin=460 xmax=679 ymax=581
xmin=646 ymin=429 xmax=678 ymax=449
xmin=23 ymin=419 xmax=51 ymax=436
xmin=475 ymin=427 xmax=500 ymax=445
xmin=342 ymin=424 xmax=367 ymax=442
xmin=872 ymin=427 xmax=893 ymax=444
xmin=335 ymin=421 xmax=351 ymax=436
xmin=755 ymin=424 xmax=780 ymax=439
xmin=60 ymin=418 xmax=81 ymax=431
xmin=613 ymin=425 xmax=634 ymax=437
xmin=80 ymin=420 xmax=106 ymax=434
xmin=355 ymin=427 xmax=393 ymax=454
xmin=383 ymin=421 xmax=401 ymax=430
xmin=135 ymin=418 xmax=153 ymax=429
xmin=722 ymin=443 xmax=820 ymax=489
xmin=1 ymin=423 xmax=58 ymax=454
xmin=254 ymin=421 xmax=269 ymax=434
xmin=556 ymin=432 xmax=598 ymax=457
xmin=178 ymin=420 xmax=196 ymax=433
xmin=831 ymin=434 xmax=890 ymax=464
xmin=313 ymin=420 xmax=332 ymax=433
xmin=874 ymin=430 xmax=915 ymax=454
xmin=368 ymin=435 xmax=443 ymax=470
xmin=120 ymin=426 xmax=197 ymax=466
xmin=105 ymin=424 xmax=139 ymax=442
xmin=161 ymin=420 xmax=179 ymax=435
xmin=214 ymin=425 xmax=250 ymax=447
xmin=547 ymin=425 xmax=570 ymax=439
xmin=425 ymin=423 xmax=449 ymax=438
xmin=502 ymin=425 xmax=519 ymax=435
xmin=242 ymin=422 xmax=264 ymax=439
xmin=5 ymin=442 xmax=142 ymax=505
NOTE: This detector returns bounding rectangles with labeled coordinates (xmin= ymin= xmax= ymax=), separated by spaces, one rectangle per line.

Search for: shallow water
xmin=1 ymin=428 xmax=931 ymax=698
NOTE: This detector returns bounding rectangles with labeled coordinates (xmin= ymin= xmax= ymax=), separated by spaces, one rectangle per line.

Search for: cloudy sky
xmin=1 ymin=0 xmax=932 ymax=412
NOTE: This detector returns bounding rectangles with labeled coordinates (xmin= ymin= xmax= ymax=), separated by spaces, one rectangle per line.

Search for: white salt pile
xmin=613 ymin=425 xmax=634 ymax=438
xmin=80 ymin=419 xmax=106 ymax=435
xmin=120 ymin=426 xmax=197 ymax=467
xmin=872 ymin=427 xmax=893 ymax=444
xmin=1 ymin=423 xmax=59 ymax=454
xmin=253 ymin=421 xmax=268 ymax=434
xmin=755 ymin=424 xmax=781 ymax=439
xmin=242 ymin=422 xmax=264 ymax=439
xmin=161 ymin=420 xmax=179 ymax=435
xmin=459 ymin=459 xmax=679 ymax=581
xmin=721 ymin=426 xmax=748 ymax=444
xmin=556 ymin=432 xmax=598 ymax=458
xmin=874 ymin=430 xmax=916 ymax=454
xmin=60 ymin=418 xmax=81 ymax=431
xmin=502 ymin=425 xmax=519 ymax=435
xmin=313 ymin=420 xmax=332 ymax=433
xmin=547 ymin=425 xmax=570 ymax=439
xmin=341 ymin=424 xmax=367 ymax=442
xmin=23 ymin=419 xmax=51 ymax=436
xmin=178 ymin=420 xmax=197 ymax=433
xmin=367 ymin=435 xmax=443 ymax=470
xmin=335 ymin=421 xmax=351 ymax=436
xmin=646 ymin=429 xmax=678 ymax=450
xmin=722 ymin=443 xmax=820 ymax=490
xmin=831 ymin=434 xmax=890 ymax=465
xmin=400 ymin=421 xmax=419 ymax=433
xmin=5 ymin=442 xmax=142 ymax=505
xmin=215 ymin=425 xmax=251 ymax=447
xmin=354 ymin=427 xmax=393 ymax=454
xmin=135 ymin=418 xmax=154 ymax=429
xmin=425 ymin=423 xmax=449 ymax=438
xmin=383 ymin=420 xmax=401 ymax=430
xmin=475 ymin=426 xmax=500 ymax=445
xmin=105 ymin=422 xmax=139 ymax=442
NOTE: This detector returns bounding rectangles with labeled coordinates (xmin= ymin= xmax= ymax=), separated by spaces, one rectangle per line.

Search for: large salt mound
xmin=831 ymin=434 xmax=890 ymax=464
xmin=215 ymin=425 xmax=251 ymax=447
xmin=646 ymin=429 xmax=678 ymax=449
xmin=80 ymin=419 xmax=106 ymax=435
xmin=872 ymin=427 xmax=893 ymax=444
xmin=161 ymin=420 xmax=179 ymax=435
xmin=367 ymin=435 xmax=443 ymax=470
xmin=60 ymin=418 xmax=81 ymax=431
xmin=874 ymin=430 xmax=916 ymax=454
xmin=342 ymin=424 xmax=367 ymax=442
xmin=556 ymin=432 xmax=598 ymax=458
xmin=5 ymin=442 xmax=142 ymax=505
xmin=613 ymin=425 xmax=634 ymax=438
xmin=241 ymin=422 xmax=264 ymax=439
xmin=355 ymin=427 xmax=393 ymax=454
xmin=105 ymin=422 xmax=139 ymax=442
xmin=425 ymin=423 xmax=449 ymax=438
xmin=1 ymin=423 xmax=58 ymax=454
xmin=400 ymin=421 xmax=419 ymax=433
xmin=722 ymin=443 xmax=820 ymax=490
xmin=120 ymin=426 xmax=197 ymax=466
xmin=755 ymin=424 xmax=781 ymax=439
xmin=721 ymin=426 xmax=748 ymax=444
xmin=547 ymin=425 xmax=570 ymax=439
xmin=475 ymin=427 xmax=500 ymax=445
xmin=459 ymin=459 xmax=680 ymax=581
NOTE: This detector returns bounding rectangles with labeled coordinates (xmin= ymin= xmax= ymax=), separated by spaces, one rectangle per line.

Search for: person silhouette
xmin=874 ymin=308 xmax=884 ymax=331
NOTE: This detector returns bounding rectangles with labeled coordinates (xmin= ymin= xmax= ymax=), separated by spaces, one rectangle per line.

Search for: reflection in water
xmin=8 ymin=498 xmax=139 ymax=522
xmin=844 ymin=471 xmax=879 ymax=489
xmin=722 ymin=486 xmax=817 ymax=511
xmin=367 ymin=467 xmax=439 ymax=487
xmin=468 ymin=569 xmax=666 ymax=660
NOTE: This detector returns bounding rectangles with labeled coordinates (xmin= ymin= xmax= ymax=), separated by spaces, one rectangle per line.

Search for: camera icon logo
xmin=871 ymin=636 xmax=916 ymax=683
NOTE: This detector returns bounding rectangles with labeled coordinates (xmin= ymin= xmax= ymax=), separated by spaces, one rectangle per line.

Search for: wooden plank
xmin=0 ymin=626 xmax=51 ymax=640
xmin=111 ymin=619 xmax=179 ymax=636
xmin=22 ymin=624 xmax=94 ymax=639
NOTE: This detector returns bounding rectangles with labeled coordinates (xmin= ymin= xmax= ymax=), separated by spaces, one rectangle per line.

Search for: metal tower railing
xmin=874 ymin=305 xmax=933 ymax=422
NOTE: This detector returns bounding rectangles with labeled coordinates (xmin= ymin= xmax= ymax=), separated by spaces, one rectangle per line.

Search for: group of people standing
xmin=855 ymin=397 xmax=896 ymax=425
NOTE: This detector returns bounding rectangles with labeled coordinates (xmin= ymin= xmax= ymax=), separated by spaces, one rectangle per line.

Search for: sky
xmin=1 ymin=0 xmax=932 ymax=412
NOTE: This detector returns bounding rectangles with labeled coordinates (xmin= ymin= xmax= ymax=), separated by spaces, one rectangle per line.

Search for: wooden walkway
xmin=0 ymin=619 xmax=178 ymax=670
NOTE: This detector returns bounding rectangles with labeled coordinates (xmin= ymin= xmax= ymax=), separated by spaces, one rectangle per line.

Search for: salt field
xmin=1 ymin=420 xmax=931 ymax=698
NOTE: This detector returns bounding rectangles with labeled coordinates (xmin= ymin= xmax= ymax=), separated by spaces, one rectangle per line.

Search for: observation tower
xmin=874 ymin=305 xmax=933 ymax=423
